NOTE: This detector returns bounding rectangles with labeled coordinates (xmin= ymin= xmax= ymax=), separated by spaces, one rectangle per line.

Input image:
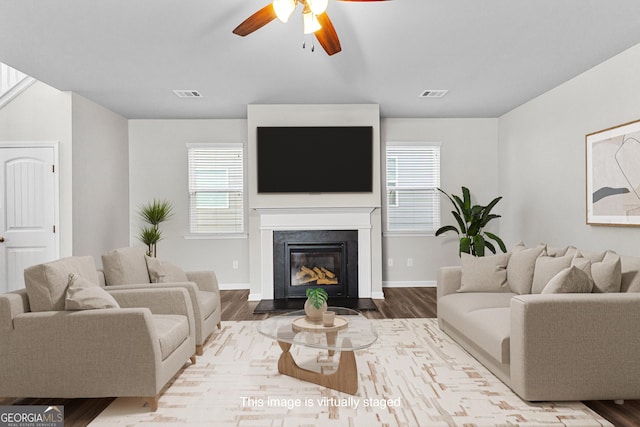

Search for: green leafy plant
xmin=137 ymin=199 xmax=174 ymax=257
xmin=435 ymin=186 xmax=506 ymax=257
xmin=305 ymin=287 xmax=329 ymax=309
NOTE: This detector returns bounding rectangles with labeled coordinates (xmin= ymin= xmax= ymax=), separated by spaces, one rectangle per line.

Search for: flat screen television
xmin=257 ymin=126 xmax=373 ymax=193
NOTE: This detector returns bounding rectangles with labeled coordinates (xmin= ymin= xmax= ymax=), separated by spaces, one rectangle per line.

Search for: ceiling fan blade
xmin=314 ymin=13 xmax=341 ymax=56
xmin=232 ymin=4 xmax=278 ymax=36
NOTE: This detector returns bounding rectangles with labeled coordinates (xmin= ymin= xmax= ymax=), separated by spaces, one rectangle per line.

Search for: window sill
xmin=184 ymin=233 xmax=248 ymax=240
xmin=383 ymin=231 xmax=436 ymax=237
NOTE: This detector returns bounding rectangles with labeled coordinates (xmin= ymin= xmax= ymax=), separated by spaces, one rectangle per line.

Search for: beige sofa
xmin=437 ymin=244 xmax=640 ymax=402
xmin=100 ymin=246 xmax=221 ymax=355
xmin=0 ymin=256 xmax=196 ymax=411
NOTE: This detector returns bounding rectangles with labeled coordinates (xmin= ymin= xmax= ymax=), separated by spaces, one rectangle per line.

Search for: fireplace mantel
xmin=253 ymin=207 xmax=375 ymax=301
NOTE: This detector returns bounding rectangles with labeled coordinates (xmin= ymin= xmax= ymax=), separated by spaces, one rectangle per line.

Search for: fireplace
xmin=273 ymin=230 xmax=358 ymax=300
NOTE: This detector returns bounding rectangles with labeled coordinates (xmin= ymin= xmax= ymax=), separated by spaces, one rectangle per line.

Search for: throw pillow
xmin=571 ymin=255 xmax=594 ymax=282
xmin=590 ymin=251 xmax=622 ymax=293
xmin=507 ymin=243 xmax=546 ymax=294
xmin=545 ymin=245 xmax=568 ymax=257
xmin=458 ymin=252 xmax=511 ymax=293
xmin=531 ymin=254 xmax=573 ymax=294
xmin=65 ymin=273 xmax=120 ymax=310
xmin=574 ymin=249 xmax=607 ymax=263
xmin=544 ymin=245 xmax=577 ymax=258
xmin=145 ymin=256 xmax=189 ymax=283
xmin=620 ymin=255 xmax=640 ymax=292
xmin=541 ymin=266 xmax=594 ymax=294
xmin=24 ymin=256 xmax=99 ymax=312
xmin=101 ymin=246 xmax=151 ymax=285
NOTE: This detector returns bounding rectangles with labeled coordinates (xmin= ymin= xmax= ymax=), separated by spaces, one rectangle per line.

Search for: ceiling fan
xmin=232 ymin=0 xmax=388 ymax=56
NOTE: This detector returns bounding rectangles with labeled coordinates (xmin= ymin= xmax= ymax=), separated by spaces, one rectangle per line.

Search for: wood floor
xmin=3 ymin=288 xmax=639 ymax=426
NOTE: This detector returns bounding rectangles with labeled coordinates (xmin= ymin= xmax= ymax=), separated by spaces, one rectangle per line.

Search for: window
xmin=187 ymin=143 xmax=244 ymax=234
xmin=384 ymin=142 xmax=441 ymax=233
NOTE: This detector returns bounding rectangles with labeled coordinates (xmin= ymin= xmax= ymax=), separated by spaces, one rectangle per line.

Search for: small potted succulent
xmin=304 ymin=288 xmax=328 ymax=323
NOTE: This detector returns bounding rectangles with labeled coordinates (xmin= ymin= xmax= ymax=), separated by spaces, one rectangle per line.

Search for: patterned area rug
xmin=90 ymin=319 xmax=612 ymax=426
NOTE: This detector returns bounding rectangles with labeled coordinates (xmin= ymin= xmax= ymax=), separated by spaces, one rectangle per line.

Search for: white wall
xmin=71 ymin=93 xmax=129 ymax=262
xmin=498 ymin=43 xmax=640 ymax=255
xmin=0 ymin=81 xmax=73 ymax=256
xmin=381 ymin=118 xmax=500 ymax=285
xmin=128 ymin=119 xmax=250 ymax=287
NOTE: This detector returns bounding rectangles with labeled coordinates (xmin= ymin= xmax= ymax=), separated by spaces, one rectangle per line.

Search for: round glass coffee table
xmin=257 ymin=307 xmax=378 ymax=395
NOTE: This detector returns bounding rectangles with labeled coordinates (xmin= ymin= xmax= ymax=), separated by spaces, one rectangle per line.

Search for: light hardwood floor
xmin=2 ymin=288 xmax=638 ymax=426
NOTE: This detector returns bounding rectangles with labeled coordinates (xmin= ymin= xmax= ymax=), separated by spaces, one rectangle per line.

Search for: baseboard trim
xmin=248 ymin=292 xmax=262 ymax=302
xmin=219 ymin=283 xmax=251 ymax=291
xmin=382 ymin=280 xmax=436 ymax=288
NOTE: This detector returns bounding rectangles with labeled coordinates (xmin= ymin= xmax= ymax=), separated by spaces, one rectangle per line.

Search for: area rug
xmin=90 ymin=319 xmax=612 ymax=427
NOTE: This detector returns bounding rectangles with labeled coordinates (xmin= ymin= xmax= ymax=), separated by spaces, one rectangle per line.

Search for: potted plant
xmin=304 ymin=287 xmax=328 ymax=323
xmin=137 ymin=199 xmax=174 ymax=257
xmin=435 ymin=186 xmax=506 ymax=257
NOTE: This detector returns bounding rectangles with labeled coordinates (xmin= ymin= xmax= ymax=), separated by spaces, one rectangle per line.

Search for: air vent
xmin=173 ymin=90 xmax=203 ymax=98
xmin=420 ymin=89 xmax=448 ymax=98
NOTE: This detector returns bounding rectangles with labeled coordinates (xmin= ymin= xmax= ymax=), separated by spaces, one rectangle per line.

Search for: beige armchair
xmin=0 ymin=256 xmax=196 ymax=411
xmin=100 ymin=246 xmax=221 ymax=355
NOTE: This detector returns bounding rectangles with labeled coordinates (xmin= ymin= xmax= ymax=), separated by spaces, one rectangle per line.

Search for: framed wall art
xmin=586 ymin=119 xmax=640 ymax=226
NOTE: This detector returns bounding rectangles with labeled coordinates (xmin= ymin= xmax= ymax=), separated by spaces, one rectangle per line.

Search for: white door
xmin=0 ymin=145 xmax=58 ymax=293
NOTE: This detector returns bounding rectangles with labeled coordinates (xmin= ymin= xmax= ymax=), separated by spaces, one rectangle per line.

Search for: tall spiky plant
xmin=137 ymin=199 xmax=174 ymax=257
xmin=435 ymin=187 xmax=506 ymax=257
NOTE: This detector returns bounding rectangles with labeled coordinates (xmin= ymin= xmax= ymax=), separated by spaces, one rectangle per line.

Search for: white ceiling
xmin=1 ymin=0 xmax=640 ymax=119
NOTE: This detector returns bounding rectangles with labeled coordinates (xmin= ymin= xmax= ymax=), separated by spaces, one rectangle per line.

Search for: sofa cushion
xmin=464 ymin=308 xmax=511 ymax=363
xmin=102 ymin=246 xmax=150 ymax=285
xmin=438 ymin=292 xmax=513 ymax=363
xmin=531 ymin=254 xmax=573 ymax=294
xmin=198 ymin=290 xmax=219 ymax=318
xmin=152 ymin=314 xmax=190 ymax=360
xmin=458 ymin=252 xmax=511 ymax=293
xmin=541 ymin=266 xmax=593 ymax=294
xmin=507 ymin=243 xmax=545 ymax=294
xmin=24 ymin=256 xmax=99 ymax=312
xmin=65 ymin=273 xmax=120 ymax=310
xmin=146 ymin=256 xmax=189 ymax=283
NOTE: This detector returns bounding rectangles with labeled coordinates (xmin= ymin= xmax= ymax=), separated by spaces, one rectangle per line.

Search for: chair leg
xmin=196 ymin=345 xmax=204 ymax=356
xmin=190 ymin=354 xmax=196 ymax=364
xmin=217 ymin=322 xmax=221 ymax=329
xmin=144 ymin=395 xmax=159 ymax=411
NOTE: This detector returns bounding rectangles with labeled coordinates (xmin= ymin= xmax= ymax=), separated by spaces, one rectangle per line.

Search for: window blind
xmin=187 ymin=144 xmax=244 ymax=234
xmin=385 ymin=142 xmax=441 ymax=233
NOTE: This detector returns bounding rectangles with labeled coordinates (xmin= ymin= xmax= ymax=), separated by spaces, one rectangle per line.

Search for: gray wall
xmin=71 ymin=93 xmax=129 ymax=263
xmin=498 ymin=43 xmax=640 ymax=256
xmin=381 ymin=118 xmax=500 ymax=285
xmin=128 ymin=113 xmax=500 ymax=289
xmin=128 ymin=119 xmax=250 ymax=287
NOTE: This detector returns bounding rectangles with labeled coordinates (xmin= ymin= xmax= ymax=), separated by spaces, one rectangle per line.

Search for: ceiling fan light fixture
xmin=273 ymin=0 xmax=296 ymax=23
xmin=308 ymin=0 xmax=328 ymax=15
xmin=303 ymin=11 xmax=322 ymax=34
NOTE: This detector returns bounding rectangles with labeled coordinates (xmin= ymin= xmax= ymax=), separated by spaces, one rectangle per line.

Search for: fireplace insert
xmin=273 ymin=230 xmax=358 ymax=300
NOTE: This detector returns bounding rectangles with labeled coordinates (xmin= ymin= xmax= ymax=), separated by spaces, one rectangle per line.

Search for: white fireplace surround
xmin=255 ymin=207 xmax=376 ymax=301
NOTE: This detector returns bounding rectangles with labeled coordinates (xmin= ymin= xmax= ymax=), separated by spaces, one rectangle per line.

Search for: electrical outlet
xmin=387 ymin=258 xmax=393 ymax=267
xmin=232 ymin=260 xmax=239 ymax=269
xmin=407 ymin=258 xmax=413 ymax=267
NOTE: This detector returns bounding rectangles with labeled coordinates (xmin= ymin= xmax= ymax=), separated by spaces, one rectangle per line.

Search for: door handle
xmin=0 ymin=237 xmax=4 ymax=243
